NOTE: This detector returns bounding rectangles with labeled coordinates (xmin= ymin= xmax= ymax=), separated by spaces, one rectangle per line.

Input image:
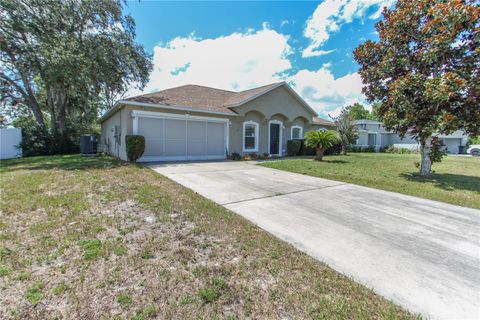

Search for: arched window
xmin=291 ymin=125 xmax=303 ymax=139
xmin=243 ymin=121 xmax=259 ymax=152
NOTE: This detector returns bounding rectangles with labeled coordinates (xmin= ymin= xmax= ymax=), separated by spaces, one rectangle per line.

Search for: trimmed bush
xmin=384 ymin=145 xmax=417 ymax=154
xmin=287 ymin=140 xmax=302 ymax=156
xmin=125 ymin=135 xmax=145 ymax=162
xmin=324 ymin=142 xmax=342 ymax=155
xmin=229 ymin=152 xmax=241 ymax=160
xmin=348 ymin=146 xmax=376 ymax=153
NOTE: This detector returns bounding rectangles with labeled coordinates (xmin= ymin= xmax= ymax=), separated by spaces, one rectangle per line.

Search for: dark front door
xmin=270 ymin=123 xmax=280 ymax=155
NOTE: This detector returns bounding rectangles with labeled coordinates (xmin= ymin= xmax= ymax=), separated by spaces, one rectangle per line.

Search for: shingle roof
xmin=125 ymin=85 xmax=237 ymax=114
xmin=124 ymin=82 xmax=287 ymax=115
xmin=312 ymin=117 xmax=335 ymax=127
xmin=224 ymin=83 xmax=282 ymax=107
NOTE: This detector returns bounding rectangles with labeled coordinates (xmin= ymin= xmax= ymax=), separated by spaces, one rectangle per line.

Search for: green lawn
xmin=260 ymin=153 xmax=480 ymax=209
xmin=0 ymin=155 xmax=416 ymax=319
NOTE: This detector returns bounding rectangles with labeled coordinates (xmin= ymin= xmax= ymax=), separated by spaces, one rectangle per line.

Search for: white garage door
xmin=134 ymin=111 xmax=227 ymax=162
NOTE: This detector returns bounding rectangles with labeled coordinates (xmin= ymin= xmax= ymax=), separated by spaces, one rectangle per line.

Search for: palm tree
xmin=304 ymin=130 xmax=339 ymax=161
xmin=330 ymin=109 xmax=358 ymax=155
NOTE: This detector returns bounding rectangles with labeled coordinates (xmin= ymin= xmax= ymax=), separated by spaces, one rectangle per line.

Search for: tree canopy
xmin=0 ymin=0 xmax=152 ymax=153
xmin=354 ymin=0 xmax=479 ymax=175
xmin=344 ymin=103 xmax=378 ymax=121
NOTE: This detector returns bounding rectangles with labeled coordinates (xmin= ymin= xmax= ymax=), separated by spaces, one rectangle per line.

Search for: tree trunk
xmin=315 ymin=148 xmax=325 ymax=161
xmin=419 ymin=139 xmax=432 ymax=176
xmin=341 ymin=144 xmax=347 ymax=155
xmin=47 ymin=84 xmax=67 ymax=135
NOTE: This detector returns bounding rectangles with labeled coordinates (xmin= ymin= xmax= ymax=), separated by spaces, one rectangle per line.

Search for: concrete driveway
xmin=149 ymin=160 xmax=480 ymax=319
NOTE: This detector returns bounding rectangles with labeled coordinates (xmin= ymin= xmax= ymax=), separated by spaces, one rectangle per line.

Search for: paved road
xmin=149 ymin=161 xmax=480 ymax=319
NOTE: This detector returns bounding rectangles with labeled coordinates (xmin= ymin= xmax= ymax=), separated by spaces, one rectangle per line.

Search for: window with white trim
xmin=291 ymin=126 xmax=303 ymax=139
xmin=243 ymin=121 xmax=259 ymax=151
xmin=243 ymin=121 xmax=258 ymax=152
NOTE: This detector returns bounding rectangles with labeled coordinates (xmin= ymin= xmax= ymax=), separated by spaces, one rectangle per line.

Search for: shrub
xmin=469 ymin=136 xmax=480 ymax=145
xmin=249 ymin=152 xmax=258 ymax=160
xmin=125 ymin=135 xmax=145 ymax=162
xmin=229 ymin=152 xmax=241 ymax=160
xmin=287 ymin=140 xmax=302 ymax=156
xmin=263 ymin=153 xmax=270 ymax=159
xmin=384 ymin=145 xmax=417 ymax=154
xmin=12 ymin=115 xmax=99 ymax=156
xmin=324 ymin=142 xmax=342 ymax=155
xmin=348 ymin=146 xmax=376 ymax=153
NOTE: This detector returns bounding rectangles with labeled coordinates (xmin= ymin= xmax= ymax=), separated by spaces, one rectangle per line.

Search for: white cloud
xmin=135 ymin=26 xmax=292 ymax=94
xmin=129 ymin=25 xmax=367 ymax=120
xmin=302 ymin=0 xmax=394 ymax=57
xmin=288 ymin=67 xmax=366 ymax=118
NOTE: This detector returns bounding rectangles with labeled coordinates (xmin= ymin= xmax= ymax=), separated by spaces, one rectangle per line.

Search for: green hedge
xmin=287 ymin=140 xmax=302 ymax=156
xmin=125 ymin=135 xmax=145 ymax=162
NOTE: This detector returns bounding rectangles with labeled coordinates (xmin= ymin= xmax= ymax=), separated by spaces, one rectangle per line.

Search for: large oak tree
xmin=354 ymin=0 xmax=479 ymax=176
xmin=0 ymin=0 xmax=152 ymax=145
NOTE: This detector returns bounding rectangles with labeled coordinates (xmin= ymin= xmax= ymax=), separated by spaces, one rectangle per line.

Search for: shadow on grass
xmin=400 ymin=172 xmax=480 ymax=193
xmin=0 ymin=154 xmax=124 ymax=173
xmin=321 ymin=159 xmax=349 ymax=164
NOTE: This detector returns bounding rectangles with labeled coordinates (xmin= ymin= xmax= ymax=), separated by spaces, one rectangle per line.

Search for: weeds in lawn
xmin=198 ymin=287 xmax=219 ymax=304
xmin=117 ymin=294 xmax=132 ymax=309
xmin=78 ymin=239 xmax=103 ymax=260
xmin=0 ymin=155 xmax=416 ymax=319
xmin=25 ymin=281 xmax=45 ymax=304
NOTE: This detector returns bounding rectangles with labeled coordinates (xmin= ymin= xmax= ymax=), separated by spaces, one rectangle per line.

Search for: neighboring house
xmin=99 ymin=82 xmax=334 ymax=162
xmin=352 ymin=119 xmax=468 ymax=154
xmin=0 ymin=128 xmax=22 ymax=160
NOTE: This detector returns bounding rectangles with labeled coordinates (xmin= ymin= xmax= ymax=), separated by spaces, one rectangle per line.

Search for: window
xmin=291 ymin=126 xmax=303 ymax=139
xmin=243 ymin=121 xmax=258 ymax=152
xmin=368 ymin=133 xmax=377 ymax=146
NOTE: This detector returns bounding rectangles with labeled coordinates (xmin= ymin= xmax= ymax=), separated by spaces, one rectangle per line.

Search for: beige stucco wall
xmin=100 ymin=85 xmax=321 ymax=159
xmin=229 ymin=86 xmax=315 ymax=155
xmin=100 ymin=109 xmax=128 ymax=160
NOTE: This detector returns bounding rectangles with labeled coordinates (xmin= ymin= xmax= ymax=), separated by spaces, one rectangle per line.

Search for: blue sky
xmin=125 ymin=0 xmax=393 ymax=118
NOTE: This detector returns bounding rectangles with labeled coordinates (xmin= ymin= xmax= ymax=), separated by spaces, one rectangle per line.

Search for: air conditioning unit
xmin=80 ymin=134 xmax=98 ymax=155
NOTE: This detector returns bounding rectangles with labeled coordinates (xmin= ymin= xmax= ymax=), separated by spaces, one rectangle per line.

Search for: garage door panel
xmin=165 ymin=140 xmax=186 ymax=157
xmin=165 ymin=119 xmax=186 ymax=139
xmin=187 ymin=141 xmax=206 ymax=156
xmin=206 ymin=122 xmax=225 ymax=155
xmin=138 ymin=118 xmax=164 ymax=157
xmin=187 ymin=121 xmax=206 ymax=139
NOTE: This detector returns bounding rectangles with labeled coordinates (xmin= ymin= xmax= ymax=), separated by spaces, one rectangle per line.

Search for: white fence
xmin=0 ymin=128 xmax=22 ymax=160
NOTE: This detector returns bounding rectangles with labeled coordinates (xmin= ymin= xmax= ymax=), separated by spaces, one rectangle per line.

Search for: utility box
xmin=80 ymin=134 xmax=97 ymax=155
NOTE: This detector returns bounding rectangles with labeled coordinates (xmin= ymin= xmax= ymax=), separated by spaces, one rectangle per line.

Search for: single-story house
xmin=99 ymin=82 xmax=334 ymax=161
xmin=352 ymin=119 xmax=468 ymax=154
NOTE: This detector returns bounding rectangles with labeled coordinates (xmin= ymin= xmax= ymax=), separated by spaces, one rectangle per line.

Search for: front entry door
xmin=269 ymin=123 xmax=280 ymax=155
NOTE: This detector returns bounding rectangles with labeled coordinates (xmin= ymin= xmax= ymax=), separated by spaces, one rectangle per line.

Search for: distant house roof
xmin=99 ymin=82 xmax=317 ymax=122
xmin=312 ymin=117 xmax=335 ymax=127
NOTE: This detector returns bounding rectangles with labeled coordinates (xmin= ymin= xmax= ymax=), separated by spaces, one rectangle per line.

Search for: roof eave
xmin=104 ymin=100 xmax=239 ymax=118
xmin=98 ymin=101 xmax=123 ymax=123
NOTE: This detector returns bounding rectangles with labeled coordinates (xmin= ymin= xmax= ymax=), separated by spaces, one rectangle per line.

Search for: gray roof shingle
xmin=312 ymin=117 xmax=335 ymax=127
xmin=124 ymin=82 xmax=286 ymax=115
